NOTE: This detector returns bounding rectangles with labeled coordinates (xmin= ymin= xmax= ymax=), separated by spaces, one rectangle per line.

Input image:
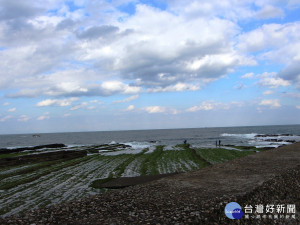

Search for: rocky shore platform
xmin=0 ymin=144 xmax=67 ymax=154
xmin=1 ymin=143 xmax=300 ymax=224
xmin=0 ymin=149 xmax=87 ymax=167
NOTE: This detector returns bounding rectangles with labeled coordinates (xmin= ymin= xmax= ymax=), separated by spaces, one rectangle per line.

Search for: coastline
xmin=1 ymin=142 xmax=299 ymax=224
xmin=1 ymin=125 xmax=300 ymax=149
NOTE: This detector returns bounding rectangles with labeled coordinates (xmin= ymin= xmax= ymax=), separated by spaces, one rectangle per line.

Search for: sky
xmin=0 ymin=0 xmax=300 ymax=134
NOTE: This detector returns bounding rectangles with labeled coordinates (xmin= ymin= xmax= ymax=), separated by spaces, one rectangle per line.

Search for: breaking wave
xmin=221 ymin=133 xmax=258 ymax=139
xmin=221 ymin=133 xmax=300 ymax=148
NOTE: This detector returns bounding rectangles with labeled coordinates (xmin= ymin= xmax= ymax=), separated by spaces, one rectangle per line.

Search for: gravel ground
xmin=1 ymin=143 xmax=299 ymax=225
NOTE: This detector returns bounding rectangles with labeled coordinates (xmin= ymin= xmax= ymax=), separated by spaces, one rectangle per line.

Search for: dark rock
xmin=0 ymin=150 xmax=87 ymax=167
xmin=0 ymin=144 xmax=66 ymax=154
xmin=93 ymin=173 xmax=179 ymax=189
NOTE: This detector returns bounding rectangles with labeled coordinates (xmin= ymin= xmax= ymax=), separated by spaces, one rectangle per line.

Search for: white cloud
xmin=75 ymin=3 xmax=252 ymax=91
xmin=237 ymin=22 xmax=300 ymax=89
xmin=186 ymin=106 xmax=201 ymax=112
xmin=296 ymin=105 xmax=300 ymax=109
xmin=70 ymin=102 xmax=88 ymax=111
xmin=168 ymin=0 xmax=255 ymax=21
xmin=142 ymin=106 xmax=180 ymax=115
xmin=3 ymin=102 xmax=10 ymax=106
xmin=8 ymin=107 xmax=16 ymax=112
xmin=124 ymin=105 xmax=135 ymax=111
xmin=187 ymin=101 xmax=244 ymax=112
xmin=100 ymin=81 xmax=141 ymax=96
xmin=259 ymin=99 xmax=281 ymax=108
xmin=256 ymin=72 xmax=291 ymax=88
xmin=169 ymin=108 xmax=180 ymax=115
xmin=5 ymin=69 xmax=101 ymax=98
xmin=0 ymin=115 xmax=12 ymax=122
xmin=278 ymin=62 xmax=300 ymax=88
xmin=187 ymin=102 xmax=215 ymax=112
xmin=113 ymin=95 xmax=139 ymax=103
xmin=263 ymin=90 xmax=274 ymax=95
xmin=90 ymin=99 xmax=103 ymax=104
xmin=2 ymin=0 xmax=292 ymax=100
xmin=238 ymin=23 xmax=300 ymax=55
xmin=37 ymin=112 xmax=50 ymax=120
xmin=36 ymin=98 xmax=79 ymax=107
xmin=147 ymin=83 xmax=200 ymax=93
xmin=241 ymin=72 xmax=254 ymax=79
xmin=256 ymin=5 xmax=284 ymax=19
xmin=37 ymin=115 xmax=49 ymax=120
xmin=18 ymin=115 xmax=30 ymax=122
xmin=143 ymin=106 xmax=166 ymax=114
xmin=142 ymin=105 xmax=179 ymax=114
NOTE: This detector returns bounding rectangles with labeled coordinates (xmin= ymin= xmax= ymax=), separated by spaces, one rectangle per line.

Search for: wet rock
xmin=0 ymin=144 xmax=66 ymax=154
xmin=0 ymin=150 xmax=87 ymax=167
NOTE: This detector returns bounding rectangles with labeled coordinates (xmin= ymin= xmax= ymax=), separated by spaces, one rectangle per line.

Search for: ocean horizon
xmin=1 ymin=124 xmax=300 ymax=149
xmin=2 ymin=123 xmax=300 ymax=134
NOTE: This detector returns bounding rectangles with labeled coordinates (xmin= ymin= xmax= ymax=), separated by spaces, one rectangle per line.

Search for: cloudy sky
xmin=0 ymin=0 xmax=300 ymax=134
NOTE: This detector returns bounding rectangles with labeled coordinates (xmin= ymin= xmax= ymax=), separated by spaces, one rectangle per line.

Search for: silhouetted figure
xmin=184 ymin=140 xmax=187 ymax=144
xmin=219 ymin=140 xmax=221 ymax=146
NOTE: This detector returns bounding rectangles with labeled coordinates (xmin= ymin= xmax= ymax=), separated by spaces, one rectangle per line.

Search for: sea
xmin=0 ymin=125 xmax=300 ymax=150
